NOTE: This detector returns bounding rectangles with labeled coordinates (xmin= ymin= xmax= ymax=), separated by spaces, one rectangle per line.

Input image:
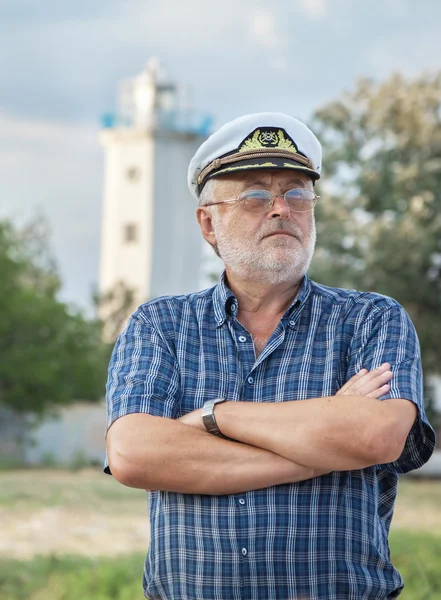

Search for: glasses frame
xmin=202 ymin=188 xmax=320 ymax=214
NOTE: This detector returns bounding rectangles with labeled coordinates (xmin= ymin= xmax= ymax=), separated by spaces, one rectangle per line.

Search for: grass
xmin=0 ymin=468 xmax=145 ymax=513
xmin=0 ymin=553 xmax=146 ymax=600
xmin=391 ymin=530 xmax=441 ymax=599
xmin=1 ymin=469 xmax=440 ymax=529
xmin=0 ymin=531 xmax=440 ymax=599
xmin=0 ymin=469 xmax=440 ymax=598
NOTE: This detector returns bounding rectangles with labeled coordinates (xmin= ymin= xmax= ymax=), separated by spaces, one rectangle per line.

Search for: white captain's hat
xmin=188 ymin=112 xmax=322 ymax=199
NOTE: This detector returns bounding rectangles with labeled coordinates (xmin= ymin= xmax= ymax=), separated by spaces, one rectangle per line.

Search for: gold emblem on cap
xmin=239 ymin=129 xmax=298 ymax=154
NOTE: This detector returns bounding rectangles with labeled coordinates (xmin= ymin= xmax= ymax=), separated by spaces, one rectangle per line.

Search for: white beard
xmin=212 ymin=215 xmax=316 ymax=285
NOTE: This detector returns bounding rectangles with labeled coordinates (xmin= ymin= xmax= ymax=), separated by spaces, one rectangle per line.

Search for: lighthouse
xmin=98 ymin=59 xmax=211 ymax=334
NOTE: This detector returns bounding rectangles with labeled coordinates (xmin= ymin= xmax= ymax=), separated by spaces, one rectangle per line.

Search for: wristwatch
xmin=201 ymin=398 xmax=228 ymax=438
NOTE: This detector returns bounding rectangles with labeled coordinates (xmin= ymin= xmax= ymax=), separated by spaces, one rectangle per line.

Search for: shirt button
xmin=238 ymin=498 xmax=246 ymax=505
xmin=238 ymin=335 xmax=247 ymax=342
xmin=241 ymin=548 xmax=248 ymax=556
xmin=247 ymin=376 xmax=254 ymax=384
xmin=231 ymin=303 xmax=237 ymax=313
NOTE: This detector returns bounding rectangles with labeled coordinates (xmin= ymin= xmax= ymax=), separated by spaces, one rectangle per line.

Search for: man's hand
xmin=178 ymin=408 xmax=204 ymax=430
xmin=337 ymin=363 xmax=392 ymax=398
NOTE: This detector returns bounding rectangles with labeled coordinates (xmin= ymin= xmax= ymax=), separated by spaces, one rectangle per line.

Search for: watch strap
xmin=202 ymin=398 xmax=228 ymax=437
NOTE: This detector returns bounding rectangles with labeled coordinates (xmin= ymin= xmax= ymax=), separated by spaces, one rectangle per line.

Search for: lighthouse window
xmin=126 ymin=166 xmax=141 ymax=181
xmin=124 ymin=224 xmax=138 ymax=243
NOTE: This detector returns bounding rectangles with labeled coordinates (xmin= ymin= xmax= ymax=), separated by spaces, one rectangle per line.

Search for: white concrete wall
xmin=99 ymin=127 xmax=207 ymax=333
xmin=23 ymin=402 xmax=106 ymax=466
xmin=99 ymin=129 xmax=155 ymax=310
xmin=150 ymin=131 xmax=205 ymax=299
xmin=431 ymin=375 xmax=441 ymax=412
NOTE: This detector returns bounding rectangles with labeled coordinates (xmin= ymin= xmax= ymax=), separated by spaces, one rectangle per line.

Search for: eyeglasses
xmin=203 ymin=188 xmax=320 ymax=214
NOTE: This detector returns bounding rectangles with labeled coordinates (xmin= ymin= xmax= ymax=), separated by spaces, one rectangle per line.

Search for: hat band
xmin=197 ymin=148 xmax=314 ymax=187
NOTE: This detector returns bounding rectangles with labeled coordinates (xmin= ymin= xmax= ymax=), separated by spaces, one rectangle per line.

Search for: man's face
xmin=197 ymin=169 xmax=317 ymax=285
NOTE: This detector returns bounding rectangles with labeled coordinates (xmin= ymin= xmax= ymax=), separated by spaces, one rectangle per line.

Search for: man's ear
xmin=196 ymin=207 xmax=217 ymax=246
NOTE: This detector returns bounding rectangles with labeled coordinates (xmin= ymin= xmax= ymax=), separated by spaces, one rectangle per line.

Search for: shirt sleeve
xmin=103 ymin=310 xmax=181 ymax=474
xmin=346 ymin=302 xmax=436 ymax=474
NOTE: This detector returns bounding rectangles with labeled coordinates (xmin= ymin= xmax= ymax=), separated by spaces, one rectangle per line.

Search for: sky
xmin=1 ymin=0 xmax=441 ymax=312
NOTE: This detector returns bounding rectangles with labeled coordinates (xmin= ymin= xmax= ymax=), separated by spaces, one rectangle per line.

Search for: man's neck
xmin=224 ymin=269 xmax=302 ymax=318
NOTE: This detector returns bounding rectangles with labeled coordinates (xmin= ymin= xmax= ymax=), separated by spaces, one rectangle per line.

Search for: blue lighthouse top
xmin=100 ymin=59 xmax=213 ymax=137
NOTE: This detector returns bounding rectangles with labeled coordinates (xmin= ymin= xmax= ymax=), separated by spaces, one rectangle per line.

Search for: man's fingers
xmin=337 ymin=363 xmax=393 ymax=396
xmin=338 ymin=368 xmax=368 ymax=393
xmin=357 ymin=363 xmax=391 ymax=381
xmin=365 ymin=383 xmax=390 ymax=399
xmin=352 ymin=368 xmax=369 ymax=378
xmin=356 ymin=368 xmax=393 ymax=395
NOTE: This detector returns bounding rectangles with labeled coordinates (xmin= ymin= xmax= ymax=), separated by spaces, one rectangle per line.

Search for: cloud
xmin=0 ymin=112 xmax=98 ymax=151
xmin=245 ymin=8 xmax=289 ymax=73
xmin=248 ymin=8 xmax=285 ymax=50
xmin=364 ymin=30 xmax=441 ymax=78
xmin=270 ymin=56 xmax=289 ymax=71
xmin=124 ymin=0 xmax=255 ymax=50
xmin=297 ymin=0 xmax=327 ymax=21
xmin=0 ymin=112 xmax=102 ymax=311
xmin=0 ymin=0 xmax=276 ymax=123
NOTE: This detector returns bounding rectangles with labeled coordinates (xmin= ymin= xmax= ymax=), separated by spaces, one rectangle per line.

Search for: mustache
xmin=259 ymin=220 xmax=303 ymax=241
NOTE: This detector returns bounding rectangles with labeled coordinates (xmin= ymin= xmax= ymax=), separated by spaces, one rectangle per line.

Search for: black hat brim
xmin=205 ymin=156 xmax=320 ymax=187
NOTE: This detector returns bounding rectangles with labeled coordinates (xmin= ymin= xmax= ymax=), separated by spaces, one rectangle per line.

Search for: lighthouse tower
xmin=98 ymin=59 xmax=211 ymax=332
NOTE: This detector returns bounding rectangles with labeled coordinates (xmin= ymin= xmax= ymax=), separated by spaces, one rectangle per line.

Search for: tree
xmin=93 ymin=281 xmax=136 ymax=344
xmin=0 ymin=218 xmax=109 ymax=417
xmin=309 ymin=71 xmax=441 ymax=424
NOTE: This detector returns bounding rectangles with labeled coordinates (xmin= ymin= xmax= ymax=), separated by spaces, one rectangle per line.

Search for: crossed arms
xmin=106 ymin=364 xmax=417 ymax=495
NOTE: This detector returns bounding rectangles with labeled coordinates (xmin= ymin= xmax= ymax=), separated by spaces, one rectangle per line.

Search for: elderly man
xmin=105 ymin=113 xmax=435 ymax=600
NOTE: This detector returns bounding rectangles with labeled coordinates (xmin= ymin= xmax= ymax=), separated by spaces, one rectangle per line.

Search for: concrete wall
xmin=0 ymin=408 xmax=28 ymax=464
xmin=99 ymin=128 xmax=155 ymax=312
xmin=150 ymin=131 xmax=205 ymax=299
xmin=22 ymin=402 xmax=106 ymax=466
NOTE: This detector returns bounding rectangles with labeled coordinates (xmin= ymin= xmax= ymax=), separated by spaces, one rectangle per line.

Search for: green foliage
xmin=391 ymin=530 xmax=441 ymax=599
xmin=0 ymin=457 xmax=23 ymax=471
xmin=0 ymin=554 xmax=145 ymax=600
xmin=40 ymin=452 xmax=59 ymax=468
xmin=0 ymin=530 xmax=440 ymax=599
xmin=310 ymin=71 xmax=441 ymax=423
xmin=0 ymin=217 xmax=110 ymax=417
xmin=68 ymin=450 xmax=91 ymax=471
xmin=93 ymin=281 xmax=136 ymax=344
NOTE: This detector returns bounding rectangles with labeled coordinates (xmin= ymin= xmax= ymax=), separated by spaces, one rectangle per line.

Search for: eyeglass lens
xmin=239 ymin=189 xmax=316 ymax=213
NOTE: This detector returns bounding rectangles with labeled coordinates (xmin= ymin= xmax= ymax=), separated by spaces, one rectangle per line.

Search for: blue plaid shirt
xmin=105 ymin=274 xmax=435 ymax=600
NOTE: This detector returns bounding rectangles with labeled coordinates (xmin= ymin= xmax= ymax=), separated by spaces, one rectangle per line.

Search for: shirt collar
xmin=283 ymin=274 xmax=311 ymax=327
xmin=212 ymin=272 xmax=236 ymax=326
xmin=212 ymin=271 xmax=312 ymax=327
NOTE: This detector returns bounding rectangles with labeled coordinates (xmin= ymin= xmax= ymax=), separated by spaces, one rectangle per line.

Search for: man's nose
xmin=267 ymin=194 xmax=291 ymax=219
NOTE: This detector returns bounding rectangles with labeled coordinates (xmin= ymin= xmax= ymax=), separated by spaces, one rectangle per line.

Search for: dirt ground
xmin=1 ymin=469 xmax=150 ymax=558
xmin=1 ymin=469 xmax=440 ymax=559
